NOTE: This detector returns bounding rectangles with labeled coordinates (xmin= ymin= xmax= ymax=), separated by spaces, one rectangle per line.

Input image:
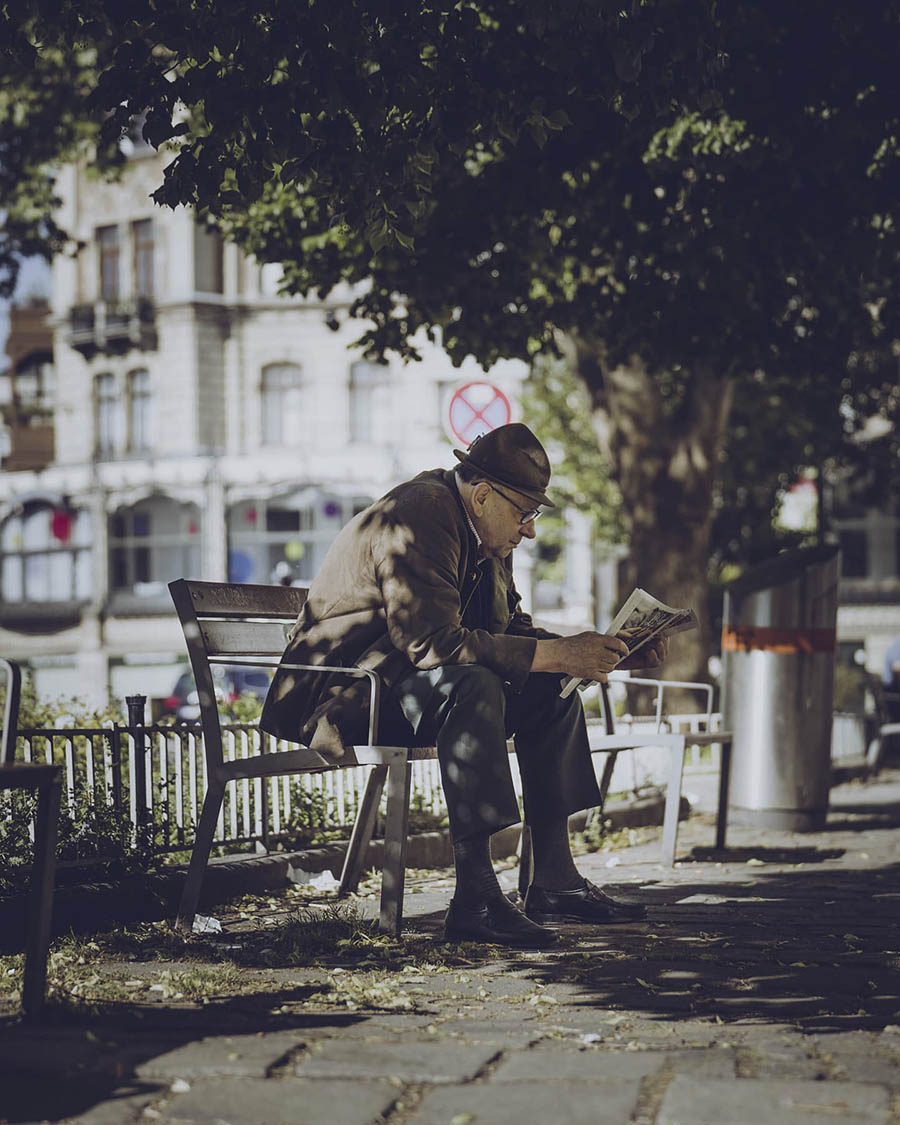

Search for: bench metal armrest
xmin=608 ymin=672 xmax=714 ymax=730
xmin=208 ymin=656 xmax=382 ymax=746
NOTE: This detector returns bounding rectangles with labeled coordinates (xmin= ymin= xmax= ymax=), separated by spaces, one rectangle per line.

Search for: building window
xmin=97 ymin=225 xmax=120 ymax=303
xmin=0 ymin=503 xmax=92 ymax=603
xmin=261 ymin=363 xmax=304 ymax=445
xmin=95 ymin=373 xmax=123 ymax=457
xmin=109 ymin=497 xmax=201 ymax=596
xmin=227 ymin=492 xmax=370 ymax=586
xmin=349 ymin=361 xmax=391 ymax=443
xmin=128 ymin=369 xmax=152 ymax=453
xmin=12 ymin=353 xmax=55 ymax=419
xmin=132 ymin=219 xmax=154 ymax=299
xmin=194 ymin=225 xmax=224 ymax=293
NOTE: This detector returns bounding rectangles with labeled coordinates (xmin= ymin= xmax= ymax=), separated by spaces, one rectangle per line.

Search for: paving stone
xmin=811 ymin=1032 xmax=891 ymax=1056
xmin=310 ymin=1014 xmax=437 ymax=1039
xmin=493 ymin=1045 xmax=669 ymax=1083
xmin=157 ymin=1076 xmax=398 ymax=1125
xmin=818 ymin=1054 xmax=900 ymax=1087
xmin=657 ymin=1076 xmax=892 ymax=1124
xmin=736 ymin=1043 xmax=829 ymax=1080
xmin=0 ymin=1031 xmax=183 ymax=1078
xmin=428 ymin=1018 xmax=547 ymax=1044
xmin=407 ymin=1079 xmax=642 ymax=1125
xmin=664 ymin=1048 xmax=738 ymax=1078
xmin=292 ymin=1039 xmax=498 ymax=1083
xmin=135 ymin=1031 xmax=306 ymax=1080
xmin=65 ymin=1083 xmax=164 ymax=1124
xmin=0 ymin=1072 xmax=166 ymax=1124
xmin=423 ymin=973 xmax=537 ymax=1000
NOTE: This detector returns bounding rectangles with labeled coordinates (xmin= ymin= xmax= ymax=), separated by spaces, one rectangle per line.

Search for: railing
xmin=6 ymin=708 xmax=722 ymax=860
xmin=6 ymin=723 xmax=452 ymax=857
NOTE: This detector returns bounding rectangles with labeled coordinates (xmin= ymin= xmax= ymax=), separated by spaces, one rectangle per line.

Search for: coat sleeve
xmin=371 ymin=496 xmax=536 ymax=690
xmin=503 ymin=569 xmax=562 ymax=642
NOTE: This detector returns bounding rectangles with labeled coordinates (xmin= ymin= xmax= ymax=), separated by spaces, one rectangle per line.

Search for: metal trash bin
xmin=722 ymin=544 xmax=841 ymax=831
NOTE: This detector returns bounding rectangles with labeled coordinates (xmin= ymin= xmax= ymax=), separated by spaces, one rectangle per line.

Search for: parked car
xmin=160 ymin=665 xmax=272 ymax=721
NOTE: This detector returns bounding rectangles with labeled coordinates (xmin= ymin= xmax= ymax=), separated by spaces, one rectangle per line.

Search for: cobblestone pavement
xmin=2 ymin=770 xmax=900 ymax=1124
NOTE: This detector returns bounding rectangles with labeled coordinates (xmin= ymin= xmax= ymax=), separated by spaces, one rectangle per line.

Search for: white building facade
xmin=0 ymin=151 xmax=559 ymax=707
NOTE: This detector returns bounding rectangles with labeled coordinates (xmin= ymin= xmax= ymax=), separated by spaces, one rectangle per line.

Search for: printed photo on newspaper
xmin=559 ymin=587 xmax=698 ymax=698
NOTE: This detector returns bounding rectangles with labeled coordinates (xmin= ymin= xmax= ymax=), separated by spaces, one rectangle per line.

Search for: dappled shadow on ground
xmin=0 ymin=989 xmax=369 ymax=1123
xmin=681 ymin=844 xmax=845 ymax=864
xmin=398 ymin=778 xmax=900 ymax=1033
xmin=0 ymin=901 xmax=495 ymax=1123
xmin=489 ymin=782 xmax=900 ymax=1030
xmin=371 ymin=852 xmax=900 ymax=1034
xmin=824 ymin=799 xmax=900 ymax=832
xmin=4 ymin=787 xmax=900 ymax=1120
xmin=399 ymin=861 xmax=900 ymax=1034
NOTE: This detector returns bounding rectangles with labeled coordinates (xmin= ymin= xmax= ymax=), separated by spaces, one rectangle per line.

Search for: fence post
xmin=109 ymin=726 xmax=123 ymax=811
xmin=260 ymin=730 xmax=270 ymax=853
xmin=126 ymin=695 xmax=148 ymax=827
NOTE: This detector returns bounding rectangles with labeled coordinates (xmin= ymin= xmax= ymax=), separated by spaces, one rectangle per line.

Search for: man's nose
xmin=520 ymin=519 xmax=537 ymax=539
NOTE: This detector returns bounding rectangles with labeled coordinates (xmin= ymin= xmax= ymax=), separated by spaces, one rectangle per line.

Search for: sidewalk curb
xmin=0 ymin=791 xmax=683 ymax=947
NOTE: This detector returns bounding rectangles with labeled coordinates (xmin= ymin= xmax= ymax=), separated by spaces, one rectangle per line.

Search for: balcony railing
xmin=66 ymin=298 xmax=157 ymax=356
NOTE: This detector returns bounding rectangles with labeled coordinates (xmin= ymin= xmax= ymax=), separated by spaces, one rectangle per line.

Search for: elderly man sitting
xmin=261 ymin=423 xmax=666 ymax=948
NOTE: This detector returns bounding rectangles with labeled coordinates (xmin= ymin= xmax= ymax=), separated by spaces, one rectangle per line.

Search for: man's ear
xmin=471 ymin=482 xmax=492 ymax=514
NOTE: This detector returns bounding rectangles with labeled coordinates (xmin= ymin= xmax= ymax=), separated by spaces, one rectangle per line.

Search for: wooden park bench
xmin=169 ymin=579 xmax=733 ymax=936
xmin=1 ymin=657 xmax=62 ymax=1021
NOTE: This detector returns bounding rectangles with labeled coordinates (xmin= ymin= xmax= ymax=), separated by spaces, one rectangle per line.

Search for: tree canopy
xmin=3 ymin=0 xmax=899 ymax=676
xmin=4 ymin=2 xmax=898 ymax=380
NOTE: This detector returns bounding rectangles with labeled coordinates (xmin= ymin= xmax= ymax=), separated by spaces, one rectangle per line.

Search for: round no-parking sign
xmin=444 ymin=381 xmax=512 ymax=447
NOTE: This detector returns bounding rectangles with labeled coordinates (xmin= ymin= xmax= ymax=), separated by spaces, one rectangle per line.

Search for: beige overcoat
xmin=259 ymin=469 xmax=554 ymax=760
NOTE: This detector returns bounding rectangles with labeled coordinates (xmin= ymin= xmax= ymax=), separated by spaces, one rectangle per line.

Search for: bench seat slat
xmin=200 ymin=618 xmax=292 ymax=657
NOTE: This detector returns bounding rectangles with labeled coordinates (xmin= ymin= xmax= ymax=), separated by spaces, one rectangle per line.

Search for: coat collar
xmin=453 ymin=472 xmax=483 ymax=551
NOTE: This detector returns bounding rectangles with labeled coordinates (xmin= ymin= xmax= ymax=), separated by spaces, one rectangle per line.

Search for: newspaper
xmin=559 ymin=587 xmax=698 ymax=698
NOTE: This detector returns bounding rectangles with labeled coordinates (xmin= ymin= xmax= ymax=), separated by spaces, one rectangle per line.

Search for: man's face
xmin=471 ymin=482 xmax=540 ymax=559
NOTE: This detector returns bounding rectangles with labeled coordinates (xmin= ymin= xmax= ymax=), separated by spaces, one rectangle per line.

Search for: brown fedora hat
xmin=453 ymin=423 xmax=555 ymax=507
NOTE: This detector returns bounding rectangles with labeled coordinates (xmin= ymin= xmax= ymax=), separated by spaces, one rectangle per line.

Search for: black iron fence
xmin=6 ymin=722 xmax=451 ymax=857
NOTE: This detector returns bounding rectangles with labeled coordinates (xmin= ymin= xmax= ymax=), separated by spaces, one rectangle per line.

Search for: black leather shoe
xmin=444 ymin=895 xmax=559 ymax=948
xmin=524 ymin=879 xmax=647 ymax=924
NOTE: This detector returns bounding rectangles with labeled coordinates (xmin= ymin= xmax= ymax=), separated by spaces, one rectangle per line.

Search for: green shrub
xmin=282 ymin=780 xmax=352 ymax=847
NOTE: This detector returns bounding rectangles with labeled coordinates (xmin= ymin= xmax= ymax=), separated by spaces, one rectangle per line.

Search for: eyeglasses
xmin=490 ymin=484 xmax=542 ymax=525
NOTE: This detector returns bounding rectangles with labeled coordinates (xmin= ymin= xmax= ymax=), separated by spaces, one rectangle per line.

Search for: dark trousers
xmin=378 ymin=664 xmax=602 ymax=842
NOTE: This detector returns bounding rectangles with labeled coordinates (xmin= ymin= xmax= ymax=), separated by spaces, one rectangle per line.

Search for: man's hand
xmin=532 ymin=631 xmax=630 ymax=680
xmin=619 ymin=635 xmax=668 ymax=671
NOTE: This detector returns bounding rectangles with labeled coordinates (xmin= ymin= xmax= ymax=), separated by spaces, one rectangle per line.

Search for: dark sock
xmin=452 ymin=833 xmax=503 ymax=906
xmin=529 ymin=816 xmax=582 ymax=891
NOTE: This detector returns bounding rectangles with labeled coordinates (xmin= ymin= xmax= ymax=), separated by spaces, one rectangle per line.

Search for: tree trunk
xmin=571 ymin=337 xmax=734 ymax=694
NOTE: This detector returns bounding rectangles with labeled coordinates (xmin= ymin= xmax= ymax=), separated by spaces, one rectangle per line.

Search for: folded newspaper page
xmin=559 ymin=587 xmax=698 ymax=698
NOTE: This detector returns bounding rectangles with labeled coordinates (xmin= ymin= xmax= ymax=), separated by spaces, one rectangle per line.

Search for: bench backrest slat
xmin=186 ymin=580 xmax=309 ymax=618
xmin=200 ymin=618 xmax=293 ymax=657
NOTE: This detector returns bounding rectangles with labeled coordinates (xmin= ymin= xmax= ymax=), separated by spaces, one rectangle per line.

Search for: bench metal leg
xmin=22 ymin=772 xmax=61 ymax=1023
xmin=661 ymin=737 xmax=687 ymax=866
xmin=379 ymin=753 xmax=411 ymax=937
xmin=597 ymin=750 xmax=620 ymax=809
xmin=339 ymin=764 xmax=388 ymax=896
xmin=176 ymin=777 xmax=226 ymax=931
xmin=715 ymin=739 xmax=732 ymax=851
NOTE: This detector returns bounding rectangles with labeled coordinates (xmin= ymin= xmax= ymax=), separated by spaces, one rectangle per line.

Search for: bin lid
xmin=726 ymin=544 xmax=840 ymax=598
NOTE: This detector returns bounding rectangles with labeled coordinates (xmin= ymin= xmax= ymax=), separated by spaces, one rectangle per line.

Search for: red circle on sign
xmin=445 ymin=381 xmax=512 ymax=446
